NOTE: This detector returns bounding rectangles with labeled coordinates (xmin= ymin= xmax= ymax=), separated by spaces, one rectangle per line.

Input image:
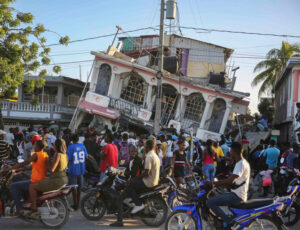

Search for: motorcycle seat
xmin=42 ymin=184 xmax=68 ymax=195
xmin=229 ymin=198 xmax=274 ymax=209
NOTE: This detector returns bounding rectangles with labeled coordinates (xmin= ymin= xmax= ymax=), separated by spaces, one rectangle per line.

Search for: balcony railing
xmin=1 ymin=101 xmax=75 ymax=118
xmin=108 ymin=97 xmax=142 ymax=117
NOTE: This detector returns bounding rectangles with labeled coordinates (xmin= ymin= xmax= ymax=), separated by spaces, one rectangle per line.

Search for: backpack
xmin=119 ymin=141 xmax=130 ymax=166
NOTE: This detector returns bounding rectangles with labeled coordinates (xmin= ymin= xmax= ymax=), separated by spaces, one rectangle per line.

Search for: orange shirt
xmin=31 ymin=151 xmax=49 ymax=183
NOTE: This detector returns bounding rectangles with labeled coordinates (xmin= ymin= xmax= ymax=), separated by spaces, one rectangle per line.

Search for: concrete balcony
xmin=1 ymin=101 xmax=75 ymax=122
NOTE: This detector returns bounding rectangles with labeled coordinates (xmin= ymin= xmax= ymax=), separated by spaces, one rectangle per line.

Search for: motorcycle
xmin=80 ymin=167 xmax=170 ymax=227
xmin=165 ymin=180 xmax=293 ymax=230
xmin=279 ymin=169 xmax=300 ymax=226
xmin=0 ymin=169 xmax=76 ymax=229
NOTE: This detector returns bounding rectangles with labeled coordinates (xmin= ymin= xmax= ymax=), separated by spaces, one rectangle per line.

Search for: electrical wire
xmin=46 ymin=26 xmax=159 ymax=46
xmin=179 ymin=26 xmax=300 ymax=39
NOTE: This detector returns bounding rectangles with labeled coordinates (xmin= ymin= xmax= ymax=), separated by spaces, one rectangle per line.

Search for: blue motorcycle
xmin=165 ymin=180 xmax=300 ymax=230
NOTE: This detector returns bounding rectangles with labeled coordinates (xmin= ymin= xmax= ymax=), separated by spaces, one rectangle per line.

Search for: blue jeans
xmin=207 ymin=192 xmax=242 ymax=224
xmin=10 ymin=180 xmax=31 ymax=210
xmin=202 ymin=164 xmax=216 ymax=181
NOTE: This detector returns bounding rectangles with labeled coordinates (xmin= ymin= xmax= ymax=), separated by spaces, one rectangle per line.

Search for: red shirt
xmin=203 ymin=150 xmax=214 ymax=165
xmin=100 ymin=143 xmax=118 ymax=172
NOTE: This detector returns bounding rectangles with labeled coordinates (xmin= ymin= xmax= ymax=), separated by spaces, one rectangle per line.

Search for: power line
xmin=46 ymin=26 xmax=159 ymax=46
xmin=179 ymin=26 xmax=300 ymax=39
xmin=42 ymin=59 xmax=94 ymax=66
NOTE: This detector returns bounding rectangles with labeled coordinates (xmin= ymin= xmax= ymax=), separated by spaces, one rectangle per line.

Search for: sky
xmin=14 ymin=0 xmax=300 ymax=113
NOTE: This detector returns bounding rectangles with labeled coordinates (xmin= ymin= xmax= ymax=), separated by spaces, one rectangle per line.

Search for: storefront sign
xmin=137 ymin=109 xmax=152 ymax=121
xmin=196 ymin=128 xmax=221 ymax=141
xmin=85 ymin=91 xmax=110 ymax=108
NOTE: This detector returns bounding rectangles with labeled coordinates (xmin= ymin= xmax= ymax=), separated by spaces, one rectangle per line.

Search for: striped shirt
xmin=0 ymin=140 xmax=10 ymax=160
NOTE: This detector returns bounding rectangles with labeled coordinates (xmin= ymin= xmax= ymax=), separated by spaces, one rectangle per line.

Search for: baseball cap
xmin=31 ymin=135 xmax=41 ymax=144
xmin=156 ymin=140 xmax=162 ymax=145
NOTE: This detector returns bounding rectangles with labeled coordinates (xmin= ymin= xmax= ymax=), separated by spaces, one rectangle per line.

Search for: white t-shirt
xmin=166 ymin=140 xmax=173 ymax=158
xmin=260 ymin=169 xmax=273 ymax=181
xmin=78 ymin=136 xmax=85 ymax=144
xmin=5 ymin=133 xmax=14 ymax=146
xmin=232 ymin=158 xmax=250 ymax=202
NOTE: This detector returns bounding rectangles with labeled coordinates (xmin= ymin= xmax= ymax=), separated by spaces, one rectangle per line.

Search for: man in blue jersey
xmin=67 ymin=133 xmax=88 ymax=210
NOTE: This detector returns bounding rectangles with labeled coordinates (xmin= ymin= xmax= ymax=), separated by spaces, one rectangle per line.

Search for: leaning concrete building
xmin=70 ymin=34 xmax=249 ymax=141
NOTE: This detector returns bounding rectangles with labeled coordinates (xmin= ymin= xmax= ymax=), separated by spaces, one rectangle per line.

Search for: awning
xmin=79 ymin=99 xmax=120 ymax=119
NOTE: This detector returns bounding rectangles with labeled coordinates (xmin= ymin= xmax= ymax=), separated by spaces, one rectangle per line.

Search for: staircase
xmin=245 ymin=130 xmax=271 ymax=151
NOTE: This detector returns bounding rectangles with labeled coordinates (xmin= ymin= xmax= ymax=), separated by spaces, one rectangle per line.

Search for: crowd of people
xmin=0 ymin=125 xmax=300 ymax=227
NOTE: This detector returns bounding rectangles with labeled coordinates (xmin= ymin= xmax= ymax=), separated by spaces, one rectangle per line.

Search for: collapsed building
xmin=70 ymin=34 xmax=250 ymax=141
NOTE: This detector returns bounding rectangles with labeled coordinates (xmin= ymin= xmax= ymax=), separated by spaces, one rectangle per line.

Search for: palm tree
xmin=251 ymin=41 xmax=300 ymax=96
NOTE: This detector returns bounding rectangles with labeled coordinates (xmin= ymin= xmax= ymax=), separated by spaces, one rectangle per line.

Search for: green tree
xmin=251 ymin=41 xmax=300 ymax=97
xmin=258 ymin=98 xmax=274 ymax=123
xmin=0 ymin=0 xmax=69 ymax=129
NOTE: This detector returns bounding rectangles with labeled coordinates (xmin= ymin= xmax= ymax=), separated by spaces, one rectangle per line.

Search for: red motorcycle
xmin=0 ymin=169 xmax=76 ymax=229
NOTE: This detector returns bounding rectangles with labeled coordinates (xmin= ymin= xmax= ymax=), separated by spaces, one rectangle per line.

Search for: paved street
xmin=0 ymin=209 xmax=299 ymax=230
xmin=0 ymin=211 xmax=158 ymax=230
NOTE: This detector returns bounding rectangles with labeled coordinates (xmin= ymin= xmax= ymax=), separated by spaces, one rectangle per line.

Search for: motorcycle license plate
xmin=97 ymin=192 xmax=101 ymax=198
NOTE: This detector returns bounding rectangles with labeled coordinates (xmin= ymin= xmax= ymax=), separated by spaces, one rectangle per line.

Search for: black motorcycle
xmin=80 ymin=167 xmax=169 ymax=227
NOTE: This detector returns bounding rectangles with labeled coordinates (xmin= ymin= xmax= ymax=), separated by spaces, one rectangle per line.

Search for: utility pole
xmin=154 ymin=0 xmax=165 ymax=133
xmin=79 ymin=64 xmax=82 ymax=81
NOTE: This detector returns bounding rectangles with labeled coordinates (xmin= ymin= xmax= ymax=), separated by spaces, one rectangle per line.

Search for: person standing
xmin=220 ymin=140 xmax=230 ymax=157
xmin=171 ymin=140 xmax=193 ymax=185
xmin=137 ymin=139 xmax=144 ymax=159
xmin=263 ymin=140 xmax=280 ymax=169
xmin=202 ymin=140 xmax=217 ymax=182
xmin=212 ymin=141 xmax=224 ymax=168
xmin=160 ymin=135 xmax=167 ymax=165
xmin=166 ymin=135 xmax=173 ymax=167
xmin=119 ymin=133 xmax=130 ymax=166
xmin=0 ymin=130 xmax=12 ymax=161
xmin=67 ymin=134 xmax=88 ymax=210
xmin=156 ymin=140 xmax=164 ymax=167
xmin=286 ymin=143 xmax=299 ymax=169
xmin=5 ymin=128 xmax=15 ymax=148
xmin=99 ymin=133 xmax=118 ymax=180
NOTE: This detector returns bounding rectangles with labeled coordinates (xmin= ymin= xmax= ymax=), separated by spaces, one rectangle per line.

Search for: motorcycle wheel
xmin=282 ymin=203 xmax=300 ymax=226
xmin=80 ymin=191 xmax=106 ymax=221
xmin=141 ymin=196 xmax=168 ymax=227
xmin=40 ymin=197 xmax=69 ymax=229
xmin=247 ymin=216 xmax=282 ymax=230
xmin=165 ymin=210 xmax=197 ymax=230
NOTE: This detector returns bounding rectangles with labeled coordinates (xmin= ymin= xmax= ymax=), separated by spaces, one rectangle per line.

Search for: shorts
xmin=68 ymin=174 xmax=84 ymax=188
xmin=263 ymin=178 xmax=272 ymax=187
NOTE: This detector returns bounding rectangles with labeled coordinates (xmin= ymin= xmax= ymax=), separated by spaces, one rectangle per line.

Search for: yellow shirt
xmin=161 ymin=142 xmax=168 ymax=157
xmin=212 ymin=146 xmax=224 ymax=167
